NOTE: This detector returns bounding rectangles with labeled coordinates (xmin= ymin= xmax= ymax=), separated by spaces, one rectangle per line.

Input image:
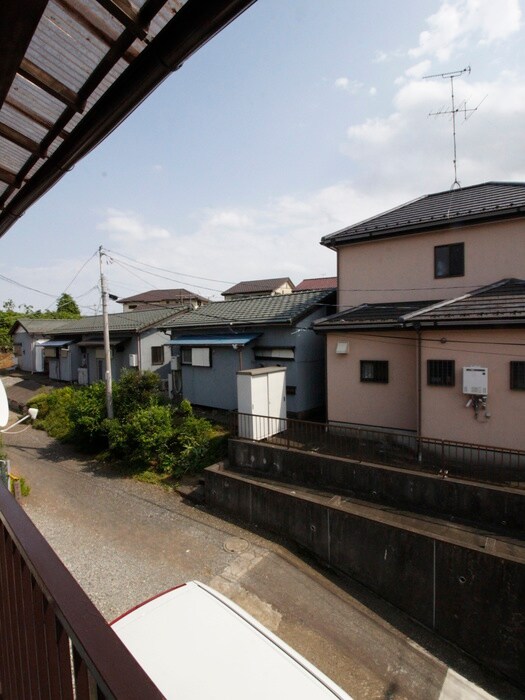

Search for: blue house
xmin=10 ymin=309 xmax=182 ymax=387
xmin=163 ymin=289 xmax=336 ymax=417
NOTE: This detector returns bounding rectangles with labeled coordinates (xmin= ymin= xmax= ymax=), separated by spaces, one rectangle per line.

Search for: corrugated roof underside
xmin=0 ymin=0 xmax=189 ymax=210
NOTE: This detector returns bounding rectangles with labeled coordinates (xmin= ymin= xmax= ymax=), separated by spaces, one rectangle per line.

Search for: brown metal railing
xmin=233 ymin=413 xmax=525 ymax=488
xmin=0 ymin=483 xmax=164 ymax=699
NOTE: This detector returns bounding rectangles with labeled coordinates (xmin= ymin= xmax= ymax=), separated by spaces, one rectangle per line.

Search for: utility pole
xmin=99 ymin=246 xmax=113 ymax=419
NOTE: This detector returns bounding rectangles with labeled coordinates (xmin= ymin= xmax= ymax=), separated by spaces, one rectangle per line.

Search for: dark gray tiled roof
xmin=11 ymin=318 xmax=75 ymax=335
xmin=315 ymin=300 xmax=434 ymax=331
xmin=406 ymin=279 xmax=525 ymax=326
xmin=163 ymin=290 xmax=334 ymax=330
xmin=316 ymin=279 xmax=525 ymax=332
xmin=321 ymin=182 xmax=525 ymax=247
xmin=117 ymin=288 xmax=208 ymax=304
xmin=222 ymin=277 xmax=294 ymax=296
xmin=50 ymin=308 xmax=181 ymax=335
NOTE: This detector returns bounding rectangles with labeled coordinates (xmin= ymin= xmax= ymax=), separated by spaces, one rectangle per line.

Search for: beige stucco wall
xmin=420 ymin=329 xmax=525 ymax=450
xmin=336 ymin=218 xmax=525 ymax=310
xmin=326 ymin=332 xmax=417 ymax=431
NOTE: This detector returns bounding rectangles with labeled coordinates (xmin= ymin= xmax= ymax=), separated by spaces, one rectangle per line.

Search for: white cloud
xmin=369 ymin=86 xmax=377 ymax=96
xmin=342 ymin=69 xmax=525 ymax=194
xmin=334 ymin=77 xmax=363 ymax=93
xmin=409 ymin=0 xmax=521 ymax=62
xmin=405 ymin=60 xmax=432 ymax=79
xmin=347 ymin=113 xmax=403 ymax=146
xmin=98 ymin=209 xmax=171 ymax=242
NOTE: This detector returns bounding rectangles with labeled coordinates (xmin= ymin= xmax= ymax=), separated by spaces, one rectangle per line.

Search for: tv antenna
xmin=423 ymin=66 xmax=484 ymax=189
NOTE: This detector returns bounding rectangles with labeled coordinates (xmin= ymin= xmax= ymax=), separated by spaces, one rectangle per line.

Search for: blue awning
xmin=40 ymin=339 xmax=74 ymax=347
xmin=168 ymin=334 xmax=260 ymax=347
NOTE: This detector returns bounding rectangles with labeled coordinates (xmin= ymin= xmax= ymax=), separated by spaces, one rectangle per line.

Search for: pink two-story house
xmin=315 ymin=182 xmax=525 ymax=450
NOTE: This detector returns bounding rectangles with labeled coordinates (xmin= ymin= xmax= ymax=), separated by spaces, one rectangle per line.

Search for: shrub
xmin=29 ymin=388 xmax=75 ymax=441
xmin=174 ymin=414 xmax=214 ymax=475
xmin=113 ymin=370 xmax=164 ymax=421
xmin=107 ymin=404 xmax=176 ymax=473
xmin=68 ymin=382 xmax=107 ymax=449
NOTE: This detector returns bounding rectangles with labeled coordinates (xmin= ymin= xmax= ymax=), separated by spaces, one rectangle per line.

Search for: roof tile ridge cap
xmin=403 ymin=278 xmax=519 ymax=321
xmin=327 ymin=303 xmax=369 ymax=320
xmin=402 ymin=292 xmax=473 ymax=320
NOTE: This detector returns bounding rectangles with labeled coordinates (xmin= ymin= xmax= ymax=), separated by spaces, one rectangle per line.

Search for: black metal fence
xmin=233 ymin=413 xmax=525 ymax=488
xmin=0 ymin=482 xmax=164 ymax=699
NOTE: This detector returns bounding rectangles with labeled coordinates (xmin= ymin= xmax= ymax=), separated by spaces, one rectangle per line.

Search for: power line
xmin=107 ymin=256 xmax=222 ymax=294
xmin=0 ymin=272 xmax=57 ymax=299
xmin=104 ymin=248 xmax=236 ymax=286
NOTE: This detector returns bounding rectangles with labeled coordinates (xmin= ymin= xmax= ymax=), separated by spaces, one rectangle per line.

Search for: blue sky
xmin=1 ymin=0 xmax=524 ymax=312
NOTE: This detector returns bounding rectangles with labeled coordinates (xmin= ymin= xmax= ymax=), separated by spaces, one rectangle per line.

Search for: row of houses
xmin=10 ymin=281 xmax=336 ymax=418
xmin=9 ymin=181 xmax=525 ymax=450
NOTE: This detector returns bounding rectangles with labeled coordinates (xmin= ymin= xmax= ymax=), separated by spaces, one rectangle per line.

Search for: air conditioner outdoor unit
xmin=128 ymin=353 xmax=138 ymax=367
xmin=170 ymin=356 xmax=180 ymax=371
xmin=463 ymin=366 xmax=488 ymax=395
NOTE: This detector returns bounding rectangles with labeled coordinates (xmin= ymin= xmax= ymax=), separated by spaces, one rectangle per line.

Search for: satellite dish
xmin=0 ymin=379 xmax=8 ymax=428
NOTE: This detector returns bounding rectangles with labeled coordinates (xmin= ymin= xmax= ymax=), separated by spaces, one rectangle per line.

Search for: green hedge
xmin=29 ymin=370 xmax=226 ymax=477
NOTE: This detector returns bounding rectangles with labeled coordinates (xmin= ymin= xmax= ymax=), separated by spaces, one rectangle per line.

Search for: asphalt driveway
xmin=2 ymin=417 xmax=518 ymax=700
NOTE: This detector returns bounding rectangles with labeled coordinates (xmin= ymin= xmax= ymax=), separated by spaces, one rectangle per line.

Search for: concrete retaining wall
xmin=228 ymin=439 xmax=525 ymax=534
xmin=205 ymin=464 xmax=525 ymax=689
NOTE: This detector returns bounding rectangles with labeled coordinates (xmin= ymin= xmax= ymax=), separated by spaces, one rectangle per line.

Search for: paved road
xmin=2 ymin=418 xmax=519 ymax=700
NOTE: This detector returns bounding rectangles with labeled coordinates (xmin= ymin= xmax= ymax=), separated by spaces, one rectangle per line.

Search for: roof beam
xmin=4 ymin=96 xmax=70 ymax=140
xmin=55 ymin=0 xmax=140 ymax=62
xmin=0 ymin=0 xmax=49 ymax=108
xmin=0 ymin=166 xmax=17 ymax=186
xmin=94 ymin=0 xmax=147 ymax=38
xmin=18 ymin=59 xmax=81 ymax=111
xmin=0 ymin=123 xmax=42 ymax=154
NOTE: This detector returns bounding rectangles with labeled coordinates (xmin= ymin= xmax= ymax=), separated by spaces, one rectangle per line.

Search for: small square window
xmin=360 ymin=360 xmax=388 ymax=383
xmin=286 ymin=385 xmax=296 ymax=395
xmin=427 ymin=360 xmax=455 ymax=386
xmin=510 ymin=362 xmax=525 ymax=390
xmin=435 ymin=243 xmax=464 ymax=278
xmin=151 ymin=346 xmax=164 ymax=365
xmin=181 ymin=347 xmax=192 ymax=365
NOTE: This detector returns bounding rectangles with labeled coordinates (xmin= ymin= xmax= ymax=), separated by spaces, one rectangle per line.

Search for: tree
xmin=55 ymin=293 xmax=81 ymax=318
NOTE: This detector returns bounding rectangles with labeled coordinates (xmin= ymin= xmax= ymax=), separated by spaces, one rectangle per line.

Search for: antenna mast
xmin=424 ymin=66 xmax=480 ymax=189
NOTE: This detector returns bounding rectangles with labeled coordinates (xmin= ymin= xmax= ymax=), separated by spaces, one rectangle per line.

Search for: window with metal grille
xmin=510 ymin=361 xmax=525 ymax=390
xmin=151 ymin=346 xmax=164 ymax=365
xmin=181 ymin=347 xmax=192 ymax=365
xmin=360 ymin=360 xmax=388 ymax=383
xmin=427 ymin=359 xmax=455 ymax=386
xmin=434 ymin=243 xmax=464 ymax=278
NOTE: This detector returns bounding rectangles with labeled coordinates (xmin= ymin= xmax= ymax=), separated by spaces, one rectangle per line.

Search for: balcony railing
xmin=0 ymin=482 xmax=164 ymax=699
xmin=233 ymin=413 xmax=525 ymax=489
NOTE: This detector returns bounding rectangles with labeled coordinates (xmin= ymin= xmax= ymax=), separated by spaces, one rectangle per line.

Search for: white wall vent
xmin=335 ymin=342 xmax=349 ymax=354
xmin=463 ymin=366 xmax=488 ymax=395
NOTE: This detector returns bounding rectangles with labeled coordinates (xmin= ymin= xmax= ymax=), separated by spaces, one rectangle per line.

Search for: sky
xmin=1 ymin=0 xmax=524 ymax=313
